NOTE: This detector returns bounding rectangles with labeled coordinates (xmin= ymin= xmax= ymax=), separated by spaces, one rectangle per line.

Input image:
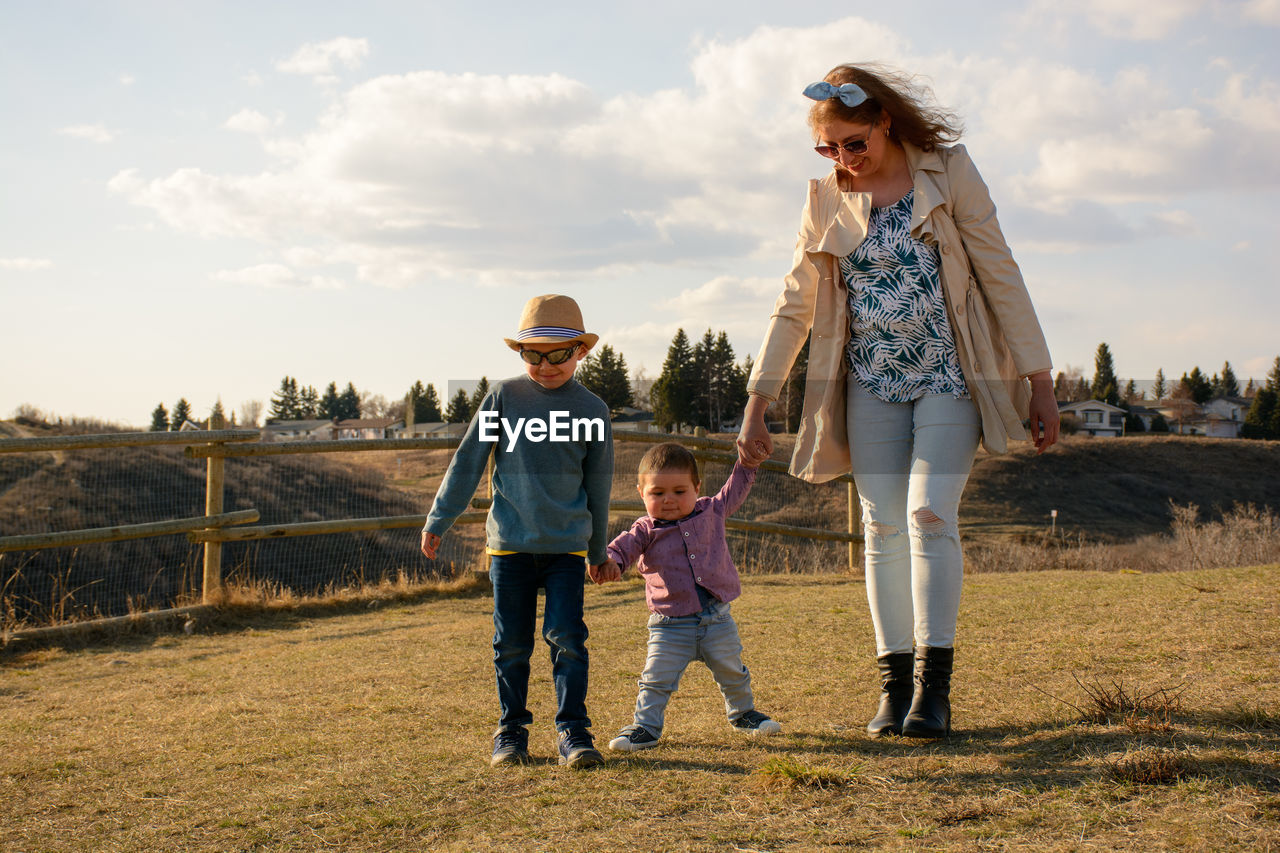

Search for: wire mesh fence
xmin=0 ymin=432 xmax=852 ymax=630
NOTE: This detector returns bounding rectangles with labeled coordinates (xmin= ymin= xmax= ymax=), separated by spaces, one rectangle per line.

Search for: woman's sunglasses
xmin=813 ymin=138 xmax=870 ymax=159
xmin=519 ymin=344 xmax=580 ymax=365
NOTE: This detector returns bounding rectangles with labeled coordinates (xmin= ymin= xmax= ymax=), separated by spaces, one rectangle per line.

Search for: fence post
xmin=848 ymin=480 xmax=861 ymax=577
xmin=693 ymin=426 xmax=707 ymax=484
xmin=203 ymin=412 xmax=226 ymax=603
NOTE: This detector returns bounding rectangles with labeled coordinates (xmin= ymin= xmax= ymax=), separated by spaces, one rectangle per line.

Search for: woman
xmin=737 ymin=64 xmax=1059 ymax=738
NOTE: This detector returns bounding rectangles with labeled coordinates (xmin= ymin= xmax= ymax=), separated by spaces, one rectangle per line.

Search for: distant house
xmin=391 ymin=421 xmax=467 ymax=439
xmin=1151 ymin=397 xmax=1246 ymax=438
xmin=1058 ymin=400 xmax=1126 ymax=437
xmin=1200 ymin=396 xmax=1250 ymax=438
xmin=335 ymin=418 xmax=401 ymax=440
xmin=611 ymin=407 xmax=655 ymax=433
xmin=176 ymin=419 xmax=204 ymax=431
xmin=261 ymin=419 xmax=336 ymax=442
xmin=1127 ymin=404 xmax=1160 ymax=432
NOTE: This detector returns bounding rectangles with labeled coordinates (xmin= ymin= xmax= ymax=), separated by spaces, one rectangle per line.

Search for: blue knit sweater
xmin=423 ymin=375 xmax=614 ymax=564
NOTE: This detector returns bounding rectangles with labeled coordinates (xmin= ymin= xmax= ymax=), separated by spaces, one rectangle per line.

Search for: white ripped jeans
xmin=847 ymin=379 xmax=980 ymax=656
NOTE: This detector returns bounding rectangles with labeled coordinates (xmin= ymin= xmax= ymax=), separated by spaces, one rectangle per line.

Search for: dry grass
xmin=2 ymin=565 xmax=1278 ymax=851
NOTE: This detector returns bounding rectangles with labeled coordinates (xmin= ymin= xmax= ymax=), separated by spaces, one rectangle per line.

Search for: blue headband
xmin=802 ymin=81 xmax=869 ymax=108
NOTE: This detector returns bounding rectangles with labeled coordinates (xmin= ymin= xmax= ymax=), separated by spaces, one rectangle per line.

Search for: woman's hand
xmin=420 ymin=531 xmax=442 ymax=559
xmin=1027 ymin=372 xmax=1059 ymax=454
xmin=737 ymin=394 xmax=774 ymax=467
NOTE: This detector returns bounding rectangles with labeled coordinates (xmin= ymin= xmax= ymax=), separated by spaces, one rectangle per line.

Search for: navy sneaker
xmin=557 ymin=727 xmax=604 ymax=769
xmin=730 ymin=710 xmax=782 ymax=736
xmin=608 ymin=724 xmax=660 ymax=752
xmin=490 ymin=726 xmax=531 ymax=767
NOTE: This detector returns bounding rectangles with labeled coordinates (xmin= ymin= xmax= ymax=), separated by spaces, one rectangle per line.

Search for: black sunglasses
xmin=519 ymin=344 xmax=580 ymax=365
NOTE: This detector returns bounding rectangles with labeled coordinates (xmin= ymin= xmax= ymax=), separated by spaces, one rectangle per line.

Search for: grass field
xmin=3 ymin=565 xmax=1279 ymax=851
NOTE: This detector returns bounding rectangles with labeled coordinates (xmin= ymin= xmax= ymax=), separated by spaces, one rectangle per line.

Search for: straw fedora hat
xmin=503 ymin=294 xmax=599 ymax=351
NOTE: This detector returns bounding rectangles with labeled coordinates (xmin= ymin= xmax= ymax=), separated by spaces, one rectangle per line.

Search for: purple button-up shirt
xmin=607 ymin=461 xmax=757 ymax=617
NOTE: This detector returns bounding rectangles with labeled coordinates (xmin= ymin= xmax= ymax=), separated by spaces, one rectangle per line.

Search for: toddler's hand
xmin=420 ymin=531 xmax=442 ymax=559
xmin=741 ymin=439 xmax=770 ymax=468
xmin=588 ymin=559 xmax=621 ymax=584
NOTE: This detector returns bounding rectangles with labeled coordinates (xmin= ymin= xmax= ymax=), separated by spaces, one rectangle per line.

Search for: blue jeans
xmin=847 ymin=379 xmax=980 ymax=655
xmin=488 ymin=553 xmax=590 ymax=733
xmin=632 ymin=600 xmax=755 ymax=737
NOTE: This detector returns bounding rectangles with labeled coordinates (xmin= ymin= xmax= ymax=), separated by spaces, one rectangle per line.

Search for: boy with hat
xmin=421 ymin=294 xmax=617 ymax=769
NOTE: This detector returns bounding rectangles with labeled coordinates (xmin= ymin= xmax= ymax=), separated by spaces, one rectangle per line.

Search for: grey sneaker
xmin=608 ymin=724 xmax=660 ymax=752
xmin=730 ymin=710 xmax=781 ymax=736
xmin=557 ymin=727 xmax=604 ymax=769
xmin=490 ymin=726 xmax=531 ymax=767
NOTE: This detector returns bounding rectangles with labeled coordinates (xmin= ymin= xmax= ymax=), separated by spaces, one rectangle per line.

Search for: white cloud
xmin=119 ymin=73 xmax=135 ymax=86
xmin=1242 ymin=0 xmax=1280 ymax=25
xmin=58 ymin=123 xmax=115 ymax=143
xmin=212 ymin=263 xmax=344 ymax=290
xmin=0 ymin=257 xmax=53 ymax=270
xmin=276 ymin=37 xmax=369 ymax=82
xmin=1038 ymin=0 xmax=1206 ymax=40
xmin=108 ymin=17 xmax=1280 ymax=293
xmin=224 ymin=109 xmax=276 ymax=134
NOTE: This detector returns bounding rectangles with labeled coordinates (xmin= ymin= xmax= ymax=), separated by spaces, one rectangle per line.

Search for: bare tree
xmin=630 ymin=366 xmax=652 ymax=411
xmin=360 ymin=392 xmax=390 ymax=418
xmin=238 ymin=399 xmax=263 ymax=428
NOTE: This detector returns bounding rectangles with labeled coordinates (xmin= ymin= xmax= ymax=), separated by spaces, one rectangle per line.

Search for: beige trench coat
xmin=747 ymin=143 xmax=1053 ymax=483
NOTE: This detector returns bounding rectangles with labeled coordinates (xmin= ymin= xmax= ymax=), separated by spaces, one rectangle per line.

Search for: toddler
xmin=604 ymin=442 xmax=780 ymax=751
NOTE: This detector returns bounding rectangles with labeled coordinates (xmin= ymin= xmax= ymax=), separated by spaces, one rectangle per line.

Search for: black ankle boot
xmin=902 ymin=646 xmax=953 ymax=738
xmin=867 ymin=652 xmax=914 ymax=736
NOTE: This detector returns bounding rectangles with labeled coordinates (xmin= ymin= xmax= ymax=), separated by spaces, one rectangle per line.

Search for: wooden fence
xmin=0 ymin=419 xmax=861 ymax=633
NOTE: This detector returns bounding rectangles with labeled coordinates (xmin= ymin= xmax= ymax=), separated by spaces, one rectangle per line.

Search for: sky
xmin=3 ymin=0 xmax=1279 ymax=427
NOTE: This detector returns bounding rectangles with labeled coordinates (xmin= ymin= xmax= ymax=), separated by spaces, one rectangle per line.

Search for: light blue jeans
xmin=847 ymin=379 xmax=981 ymax=656
xmin=632 ymin=599 xmax=755 ymax=737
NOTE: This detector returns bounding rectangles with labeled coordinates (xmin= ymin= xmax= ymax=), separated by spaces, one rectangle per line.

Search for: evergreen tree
xmin=269 ymin=376 xmax=300 ymax=420
xmin=149 ymin=402 xmax=169 ymax=432
xmin=1242 ymin=357 xmax=1280 ymax=439
xmin=470 ymin=377 xmax=491 ymax=413
xmin=712 ymin=332 xmax=747 ymax=432
xmin=299 ymin=385 xmax=320 ymax=418
xmin=1122 ymin=379 xmax=1139 ymax=402
xmin=1152 ymin=368 xmax=1167 ymax=401
xmin=1149 ymin=412 xmax=1169 ymax=433
xmin=577 ymin=345 xmax=633 ymax=413
xmin=1180 ymin=367 xmax=1213 ymax=404
xmin=338 ymin=382 xmax=361 ymax=420
xmin=170 ymin=398 xmax=192 ymax=430
xmin=651 ymin=329 xmax=696 ymax=431
xmin=1243 ymin=389 xmax=1278 ymax=440
xmin=209 ymin=398 xmax=226 ymax=427
xmin=1245 ymin=378 xmax=1256 ymax=396
xmin=444 ymin=388 xmax=472 ymax=424
xmin=422 ymin=383 xmax=443 ymax=421
xmin=1091 ymin=342 xmax=1119 ymax=406
xmin=319 ymin=382 xmax=341 ymax=419
xmin=1052 ymin=371 xmax=1068 ymax=401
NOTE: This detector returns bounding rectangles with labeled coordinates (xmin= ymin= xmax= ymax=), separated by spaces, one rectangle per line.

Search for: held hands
xmin=420 ymin=531 xmax=442 ymax=559
xmin=588 ymin=559 xmax=621 ymax=585
xmin=736 ymin=396 xmax=773 ymax=468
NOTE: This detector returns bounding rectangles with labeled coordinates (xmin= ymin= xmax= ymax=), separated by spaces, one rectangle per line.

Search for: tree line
xmin=1054 ymin=343 xmax=1280 ymax=438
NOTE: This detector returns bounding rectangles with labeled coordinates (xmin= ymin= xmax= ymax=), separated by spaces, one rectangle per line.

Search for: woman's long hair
xmin=808 ymin=63 xmax=962 ymax=151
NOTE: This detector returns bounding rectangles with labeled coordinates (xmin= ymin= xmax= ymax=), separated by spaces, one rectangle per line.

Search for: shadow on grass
xmin=791 ymin=713 xmax=1280 ymax=794
xmin=1 ymin=573 xmax=495 ymax=660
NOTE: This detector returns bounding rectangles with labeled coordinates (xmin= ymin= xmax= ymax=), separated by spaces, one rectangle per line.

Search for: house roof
xmin=335 ymin=417 xmax=400 ymax=429
xmin=1058 ymin=400 xmax=1127 ymax=414
xmin=262 ymin=419 xmax=334 ymax=431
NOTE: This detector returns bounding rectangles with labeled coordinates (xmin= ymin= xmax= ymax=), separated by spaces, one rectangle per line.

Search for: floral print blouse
xmin=840 ymin=190 xmax=969 ymax=403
